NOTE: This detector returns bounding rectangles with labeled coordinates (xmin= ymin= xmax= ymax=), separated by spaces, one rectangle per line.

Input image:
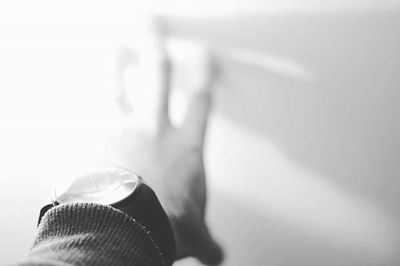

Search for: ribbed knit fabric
xmin=13 ymin=203 xmax=165 ymax=266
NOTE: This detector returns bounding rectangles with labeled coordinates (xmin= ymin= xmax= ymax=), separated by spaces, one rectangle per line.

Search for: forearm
xmin=13 ymin=203 xmax=164 ymax=266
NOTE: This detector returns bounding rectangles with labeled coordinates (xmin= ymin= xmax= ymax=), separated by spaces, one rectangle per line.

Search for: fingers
xmin=115 ymin=46 xmax=137 ymax=114
xmin=149 ymin=16 xmax=172 ymax=132
xmin=181 ymin=51 xmax=218 ymax=146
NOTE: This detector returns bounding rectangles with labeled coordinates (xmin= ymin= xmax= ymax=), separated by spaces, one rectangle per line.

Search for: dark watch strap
xmin=114 ymin=183 xmax=176 ymax=266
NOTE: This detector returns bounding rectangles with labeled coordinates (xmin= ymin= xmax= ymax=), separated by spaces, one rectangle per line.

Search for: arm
xmin=13 ymin=18 xmax=223 ymax=266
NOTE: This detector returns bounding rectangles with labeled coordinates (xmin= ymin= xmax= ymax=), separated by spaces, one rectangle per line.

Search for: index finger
xmin=181 ymin=51 xmax=218 ymax=146
xmin=148 ymin=16 xmax=172 ymax=132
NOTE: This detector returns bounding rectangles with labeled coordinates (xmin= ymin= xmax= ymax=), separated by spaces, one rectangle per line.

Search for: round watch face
xmin=53 ymin=167 xmax=141 ymax=206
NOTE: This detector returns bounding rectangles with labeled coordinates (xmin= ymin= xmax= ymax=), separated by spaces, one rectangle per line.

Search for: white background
xmin=0 ymin=1 xmax=400 ymax=265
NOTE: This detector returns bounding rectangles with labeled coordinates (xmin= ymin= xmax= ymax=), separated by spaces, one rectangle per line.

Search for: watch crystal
xmin=53 ymin=167 xmax=141 ymax=205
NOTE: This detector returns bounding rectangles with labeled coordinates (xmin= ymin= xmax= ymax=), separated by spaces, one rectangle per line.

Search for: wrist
xmin=38 ymin=167 xmax=176 ymax=265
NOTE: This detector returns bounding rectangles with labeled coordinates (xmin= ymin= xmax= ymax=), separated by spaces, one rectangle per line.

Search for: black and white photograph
xmin=0 ymin=1 xmax=399 ymax=265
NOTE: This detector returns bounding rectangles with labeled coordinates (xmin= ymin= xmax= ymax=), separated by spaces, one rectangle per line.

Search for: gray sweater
xmin=13 ymin=203 xmax=166 ymax=266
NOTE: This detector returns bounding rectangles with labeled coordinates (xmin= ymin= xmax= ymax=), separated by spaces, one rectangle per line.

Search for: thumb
xmin=194 ymin=223 xmax=224 ymax=265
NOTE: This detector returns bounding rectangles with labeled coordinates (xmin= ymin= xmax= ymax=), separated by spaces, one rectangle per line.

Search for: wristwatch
xmin=38 ymin=167 xmax=176 ymax=266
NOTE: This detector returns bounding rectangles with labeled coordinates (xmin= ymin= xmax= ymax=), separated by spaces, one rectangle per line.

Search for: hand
xmin=110 ymin=19 xmax=224 ymax=265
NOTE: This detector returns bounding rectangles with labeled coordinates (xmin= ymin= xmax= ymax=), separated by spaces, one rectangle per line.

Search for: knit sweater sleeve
xmin=12 ymin=203 xmax=165 ymax=266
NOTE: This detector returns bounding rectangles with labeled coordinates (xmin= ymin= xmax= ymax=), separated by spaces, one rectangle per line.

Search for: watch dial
xmin=54 ymin=167 xmax=141 ymax=205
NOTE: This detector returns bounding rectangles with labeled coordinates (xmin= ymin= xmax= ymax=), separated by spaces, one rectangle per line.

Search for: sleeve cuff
xmin=31 ymin=203 xmax=165 ymax=266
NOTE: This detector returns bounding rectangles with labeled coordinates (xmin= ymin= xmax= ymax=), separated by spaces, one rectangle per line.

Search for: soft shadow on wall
xmin=166 ymin=9 xmax=400 ymax=217
xmin=165 ymin=8 xmax=400 ymax=266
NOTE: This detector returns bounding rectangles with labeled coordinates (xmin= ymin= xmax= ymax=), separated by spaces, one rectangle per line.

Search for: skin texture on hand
xmin=110 ymin=18 xmax=224 ymax=266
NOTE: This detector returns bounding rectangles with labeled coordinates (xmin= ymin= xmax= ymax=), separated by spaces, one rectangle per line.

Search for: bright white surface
xmin=1 ymin=1 xmax=400 ymax=265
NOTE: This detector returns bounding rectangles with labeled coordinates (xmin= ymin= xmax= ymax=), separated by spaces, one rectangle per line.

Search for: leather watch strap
xmin=114 ymin=183 xmax=176 ymax=266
